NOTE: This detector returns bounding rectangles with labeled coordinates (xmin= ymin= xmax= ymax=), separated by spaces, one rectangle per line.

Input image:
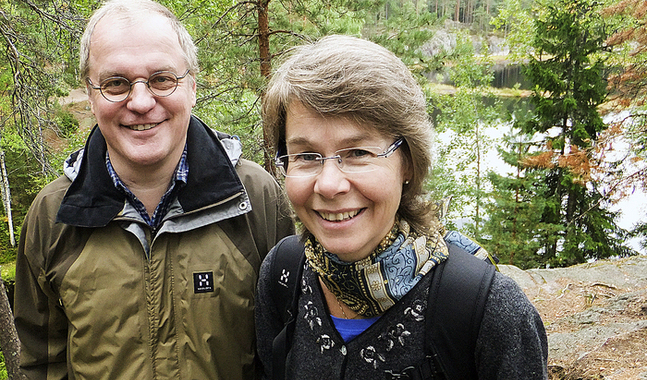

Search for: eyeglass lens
xmin=278 ymin=142 xmax=400 ymax=177
xmin=99 ymin=71 xmax=184 ymax=102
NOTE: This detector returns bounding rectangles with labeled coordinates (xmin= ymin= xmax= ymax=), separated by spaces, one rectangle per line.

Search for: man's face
xmin=86 ymin=14 xmax=196 ymax=172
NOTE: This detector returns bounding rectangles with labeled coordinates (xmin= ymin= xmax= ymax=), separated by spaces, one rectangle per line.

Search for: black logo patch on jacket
xmin=193 ymin=272 xmax=214 ymax=293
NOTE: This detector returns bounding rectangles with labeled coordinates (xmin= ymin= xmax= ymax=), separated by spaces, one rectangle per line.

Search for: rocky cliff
xmin=500 ymin=256 xmax=647 ymax=380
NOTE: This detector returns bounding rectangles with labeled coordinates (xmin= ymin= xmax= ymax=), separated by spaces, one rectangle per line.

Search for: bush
xmin=0 ymin=220 xmax=18 ymax=265
xmin=55 ymin=108 xmax=80 ymax=139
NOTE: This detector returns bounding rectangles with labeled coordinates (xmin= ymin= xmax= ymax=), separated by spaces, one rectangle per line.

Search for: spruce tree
xmin=511 ymin=0 xmax=633 ymax=266
xmin=482 ymin=132 xmax=552 ymax=268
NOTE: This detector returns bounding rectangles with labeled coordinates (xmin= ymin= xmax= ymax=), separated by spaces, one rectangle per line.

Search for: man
xmin=13 ymin=1 xmax=293 ymax=379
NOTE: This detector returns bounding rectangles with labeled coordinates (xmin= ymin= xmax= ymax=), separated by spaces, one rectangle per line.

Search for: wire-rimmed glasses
xmin=86 ymin=69 xmax=191 ymax=103
xmin=276 ymin=137 xmax=405 ymax=178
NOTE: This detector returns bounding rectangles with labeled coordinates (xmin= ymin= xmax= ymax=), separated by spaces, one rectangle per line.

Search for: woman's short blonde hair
xmin=79 ymin=0 xmax=198 ymax=80
xmin=263 ymin=35 xmax=437 ymax=233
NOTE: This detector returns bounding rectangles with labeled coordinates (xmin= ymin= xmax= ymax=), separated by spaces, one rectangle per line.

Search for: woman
xmin=256 ymin=35 xmax=548 ymax=380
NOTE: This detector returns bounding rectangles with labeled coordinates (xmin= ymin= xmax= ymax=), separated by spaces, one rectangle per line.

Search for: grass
xmin=0 ymin=262 xmax=15 ymax=283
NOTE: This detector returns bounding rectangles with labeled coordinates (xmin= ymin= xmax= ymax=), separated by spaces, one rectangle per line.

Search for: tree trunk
xmin=258 ymin=0 xmax=271 ymax=80
xmin=0 ymin=150 xmax=15 ymax=247
xmin=474 ymin=119 xmax=481 ymax=237
xmin=258 ymin=0 xmax=275 ymax=174
xmin=0 ymin=273 xmax=25 ymax=380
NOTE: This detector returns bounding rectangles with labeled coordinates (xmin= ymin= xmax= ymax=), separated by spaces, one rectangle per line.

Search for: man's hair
xmin=79 ymin=0 xmax=198 ymax=80
xmin=263 ymin=34 xmax=438 ymax=233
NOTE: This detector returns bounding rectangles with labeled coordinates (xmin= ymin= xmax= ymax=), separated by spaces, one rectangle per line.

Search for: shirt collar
xmin=105 ymin=144 xmax=189 ymax=229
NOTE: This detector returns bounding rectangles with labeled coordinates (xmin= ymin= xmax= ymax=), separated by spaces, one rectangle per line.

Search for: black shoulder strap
xmin=425 ymin=243 xmax=496 ymax=380
xmin=269 ymin=235 xmax=306 ymax=380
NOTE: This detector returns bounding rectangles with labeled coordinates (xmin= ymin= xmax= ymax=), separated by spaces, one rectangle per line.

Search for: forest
xmin=1 ymin=0 xmax=647 ymax=280
xmin=0 ymin=0 xmax=646 ymax=377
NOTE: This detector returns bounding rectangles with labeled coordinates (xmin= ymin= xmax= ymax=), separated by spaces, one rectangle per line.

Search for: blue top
xmin=330 ymin=315 xmax=380 ymax=342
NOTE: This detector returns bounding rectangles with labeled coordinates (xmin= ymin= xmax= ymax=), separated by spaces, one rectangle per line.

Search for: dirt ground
xmin=60 ymin=88 xmax=96 ymax=130
xmin=500 ymin=256 xmax=647 ymax=380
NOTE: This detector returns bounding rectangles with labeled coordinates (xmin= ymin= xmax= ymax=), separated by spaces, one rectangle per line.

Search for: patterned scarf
xmin=305 ymin=219 xmax=449 ymax=318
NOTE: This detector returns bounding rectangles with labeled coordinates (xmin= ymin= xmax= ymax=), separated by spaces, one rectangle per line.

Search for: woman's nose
xmin=313 ymin=159 xmax=351 ymax=198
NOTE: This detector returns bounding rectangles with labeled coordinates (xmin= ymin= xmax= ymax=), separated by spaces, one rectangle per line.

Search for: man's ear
xmin=190 ymin=75 xmax=197 ymax=107
xmin=87 ymin=86 xmax=96 ymax=115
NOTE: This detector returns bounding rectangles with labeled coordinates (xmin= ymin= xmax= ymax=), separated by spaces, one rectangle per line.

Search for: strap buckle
xmin=383 ymin=355 xmax=444 ymax=380
xmin=384 ymin=366 xmax=419 ymax=380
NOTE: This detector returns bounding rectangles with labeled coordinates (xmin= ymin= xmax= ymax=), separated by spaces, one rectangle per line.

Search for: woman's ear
xmin=401 ymin=154 xmax=414 ymax=186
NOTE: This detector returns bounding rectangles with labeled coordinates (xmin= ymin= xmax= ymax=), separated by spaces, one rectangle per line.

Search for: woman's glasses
xmin=276 ymin=137 xmax=404 ymax=178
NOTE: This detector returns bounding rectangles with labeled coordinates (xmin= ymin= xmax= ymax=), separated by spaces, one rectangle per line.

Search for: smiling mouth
xmin=126 ymin=123 xmax=158 ymax=131
xmin=318 ymin=209 xmax=362 ymax=222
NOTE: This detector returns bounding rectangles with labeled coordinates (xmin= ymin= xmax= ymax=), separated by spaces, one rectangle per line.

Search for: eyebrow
xmin=286 ymin=134 xmax=377 ymax=149
xmin=96 ymin=67 xmax=178 ymax=81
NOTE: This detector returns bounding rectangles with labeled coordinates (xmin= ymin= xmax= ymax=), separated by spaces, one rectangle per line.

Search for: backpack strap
xmin=269 ymin=235 xmax=306 ymax=380
xmin=424 ymin=239 xmax=497 ymax=379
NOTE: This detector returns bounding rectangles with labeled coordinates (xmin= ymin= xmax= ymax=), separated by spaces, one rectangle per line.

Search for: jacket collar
xmin=56 ymin=115 xmax=244 ymax=227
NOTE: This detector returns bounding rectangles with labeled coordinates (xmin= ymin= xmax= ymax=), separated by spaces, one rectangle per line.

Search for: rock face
xmin=499 ymin=256 xmax=647 ymax=380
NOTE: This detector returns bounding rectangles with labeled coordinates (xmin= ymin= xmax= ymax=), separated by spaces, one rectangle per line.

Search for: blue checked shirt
xmin=106 ymin=145 xmax=189 ymax=231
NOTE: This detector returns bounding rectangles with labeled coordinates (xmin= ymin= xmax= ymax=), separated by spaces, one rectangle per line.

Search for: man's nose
xmin=126 ymin=82 xmax=156 ymax=112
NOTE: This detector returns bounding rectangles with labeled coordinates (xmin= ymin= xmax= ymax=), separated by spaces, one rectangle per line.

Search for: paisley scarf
xmin=305 ymin=219 xmax=449 ymax=318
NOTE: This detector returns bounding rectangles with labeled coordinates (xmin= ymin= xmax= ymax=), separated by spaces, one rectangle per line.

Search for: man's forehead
xmin=88 ymin=14 xmax=183 ymax=77
xmin=92 ymin=11 xmax=174 ymax=41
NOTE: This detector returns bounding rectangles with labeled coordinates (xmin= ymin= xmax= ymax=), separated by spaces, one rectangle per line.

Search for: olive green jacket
xmin=14 ymin=117 xmax=294 ymax=380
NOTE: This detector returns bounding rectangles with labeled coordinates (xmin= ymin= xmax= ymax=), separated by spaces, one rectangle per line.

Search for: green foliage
xmin=495 ymin=0 xmax=635 ymax=266
xmin=0 ymin=262 xmax=15 ymax=283
xmin=481 ymin=132 xmax=550 ymax=268
xmin=193 ymin=89 xmax=265 ymax=162
xmin=523 ymin=0 xmax=609 ymax=146
xmin=54 ymin=108 xmax=80 ymax=139
xmin=0 ymin=128 xmax=44 ymax=264
xmin=1 ymin=133 xmax=49 ymax=213
xmin=427 ymin=34 xmax=504 ymax=239
xmin=367 ymin=1 xmax=441 ymax=75
xmin=0 ymin=350 xmax=6 ymax=380
xmin=1 ymin=0 xmax=87 ymax=176
xmin=601 ymin=2 xmax=647 ymax=247
xmin=0 ymin=222 xmax=19 ymax=265
xmin=490 ymin=0 xmax=535 ymax=62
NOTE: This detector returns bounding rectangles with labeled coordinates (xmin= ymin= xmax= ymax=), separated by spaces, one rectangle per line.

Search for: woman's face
xmin=284 ymin=101 xmax=411 ymax=262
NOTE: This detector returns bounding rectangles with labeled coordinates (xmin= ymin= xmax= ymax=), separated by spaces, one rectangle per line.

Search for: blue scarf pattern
xmin=305 ymin=219 xmax=449 ymax=317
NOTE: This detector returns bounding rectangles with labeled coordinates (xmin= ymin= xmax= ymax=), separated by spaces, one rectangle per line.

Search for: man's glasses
xmin=86 ymin=69 xmax=191 ymax=103
xmin=276 ymin=137 xmax=404 ymax=178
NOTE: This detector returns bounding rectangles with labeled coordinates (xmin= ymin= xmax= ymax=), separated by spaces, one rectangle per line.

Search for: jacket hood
xmin=57 ymin=115 xmax=245 ymax=227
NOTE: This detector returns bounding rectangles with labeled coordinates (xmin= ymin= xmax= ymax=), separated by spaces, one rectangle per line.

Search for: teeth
xmin=128 ymin=123 xmax=157 ymax=131
xmin=319 ymin=210 xmax=360 ymax=222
